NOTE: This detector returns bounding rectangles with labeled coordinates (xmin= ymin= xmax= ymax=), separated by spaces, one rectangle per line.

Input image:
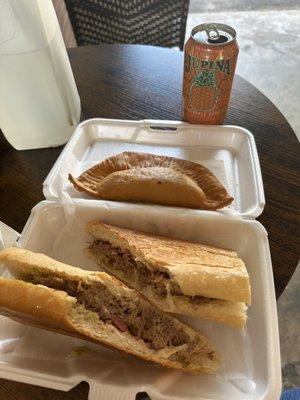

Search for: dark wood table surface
xmin=0 ymin=44 xmax=299 ymax=400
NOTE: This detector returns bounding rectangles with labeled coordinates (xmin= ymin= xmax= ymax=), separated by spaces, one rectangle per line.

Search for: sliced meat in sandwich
xmin=0 ymin=247 xmax=220 ymax=373
xmin=87 ymin=222 xmax=251 ymax=329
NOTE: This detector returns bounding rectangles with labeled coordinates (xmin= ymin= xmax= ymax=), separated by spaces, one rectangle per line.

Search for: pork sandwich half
xmin=0 ymin=247 xmax=220 ymax=373
xmin=87 ymin=222 xmax=251 ymax=328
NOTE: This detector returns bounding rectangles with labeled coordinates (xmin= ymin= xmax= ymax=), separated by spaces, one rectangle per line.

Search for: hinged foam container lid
xmin=43 ymin=119 xmax=265 ymax=220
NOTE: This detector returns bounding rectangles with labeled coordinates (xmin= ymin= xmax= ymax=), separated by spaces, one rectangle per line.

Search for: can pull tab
xmin=205 ymin=24 xmax=220 ymax=41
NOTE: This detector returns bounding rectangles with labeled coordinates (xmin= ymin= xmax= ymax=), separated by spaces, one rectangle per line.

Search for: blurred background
xmin=52 ymin=0 xmax=299 ymax=391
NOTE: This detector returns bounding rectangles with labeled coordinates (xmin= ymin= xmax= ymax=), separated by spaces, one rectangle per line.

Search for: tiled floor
xmin=188 ymin=0 xmax=300 ymax=390
xmin=277 ymin=266 xmax=300 ymax=389
xmin=189 ymin=0 xmax=299 ymax=13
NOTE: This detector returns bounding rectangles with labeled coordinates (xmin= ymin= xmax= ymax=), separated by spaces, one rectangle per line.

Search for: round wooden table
xmin=0 ymin=44 xmax=299 ymax=400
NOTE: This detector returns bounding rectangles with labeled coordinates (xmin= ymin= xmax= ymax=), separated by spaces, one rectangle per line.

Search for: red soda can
xmin=183 ymin=23 xmax=239 ymax=124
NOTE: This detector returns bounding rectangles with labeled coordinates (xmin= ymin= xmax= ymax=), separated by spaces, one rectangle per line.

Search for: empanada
xmin=69 ymin=152 xmax=233 ymax=210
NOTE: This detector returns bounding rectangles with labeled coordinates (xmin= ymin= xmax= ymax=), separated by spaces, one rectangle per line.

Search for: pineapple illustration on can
xmin=183 ymin=23 xmax=239 ymax=124
xmin=189 ymin=70 xmax=218 ymax=112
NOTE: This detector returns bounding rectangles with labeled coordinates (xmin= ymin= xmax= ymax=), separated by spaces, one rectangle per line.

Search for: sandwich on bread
xmin=68 ymin=151 xmax=233 ymax=210
xmin=87 ymin=222 xmax=251 ymax=329
xmin=0 ymin=247 xmax=220 ymax=373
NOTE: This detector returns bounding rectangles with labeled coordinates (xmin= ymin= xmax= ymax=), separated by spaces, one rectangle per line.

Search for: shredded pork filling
xmin=90 ymin=240 xmax=212 ymax=305
xmin=19 ymin=272 xmax=203 ymax=358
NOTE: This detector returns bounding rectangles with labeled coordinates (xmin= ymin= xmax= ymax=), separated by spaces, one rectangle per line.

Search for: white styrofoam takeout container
xmin=0 ymin=119 xmax=281 ymax=400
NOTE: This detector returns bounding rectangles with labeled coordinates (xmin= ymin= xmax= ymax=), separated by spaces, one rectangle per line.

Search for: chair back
xmin=64 ymin=0 xmax=190 ymax=50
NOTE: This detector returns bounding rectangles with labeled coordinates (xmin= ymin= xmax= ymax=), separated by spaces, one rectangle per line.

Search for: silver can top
xmin=192 ymin=23 xmax=236 ymax=45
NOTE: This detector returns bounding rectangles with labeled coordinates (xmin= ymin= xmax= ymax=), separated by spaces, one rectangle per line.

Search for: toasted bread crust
xmin=0 ymin=278 xmax=74 ymax=330
xmin=69 ymin=151 xmax=233 ymax=210
xmin=0 ymin=247 xmax=111 ymax=285
xmin=87 ymin=222 xmax=251 ymax=304
xmin=151 ymin=293 xmax=247 ymax=328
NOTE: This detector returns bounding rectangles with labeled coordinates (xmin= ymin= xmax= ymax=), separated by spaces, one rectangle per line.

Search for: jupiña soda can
xmin=183 ymin=23 xmax=238 ymax=124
